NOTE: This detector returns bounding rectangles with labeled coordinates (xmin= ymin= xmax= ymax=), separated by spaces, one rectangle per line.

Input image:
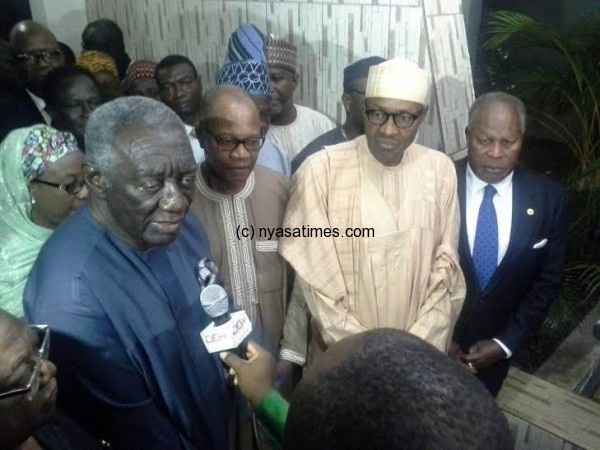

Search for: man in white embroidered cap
xmin=279 ymin=57 xmax=466 ymax=365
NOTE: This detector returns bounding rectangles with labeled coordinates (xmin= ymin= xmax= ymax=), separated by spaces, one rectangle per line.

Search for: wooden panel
xmin=424 ymin=12 xmax=473 ymax=155
xmin=498 ymin=368 xmax=600 ymax=450
xmin=505 ymin=413 xmax=584 ymax=450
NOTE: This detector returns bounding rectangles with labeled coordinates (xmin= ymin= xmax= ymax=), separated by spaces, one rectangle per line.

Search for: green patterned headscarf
xmin=0 ymin=125 xmax=81 ymax=317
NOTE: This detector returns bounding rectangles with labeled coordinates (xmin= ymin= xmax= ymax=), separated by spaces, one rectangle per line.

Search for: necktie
xmin=473 ymin=184 xmax=498 ymax=290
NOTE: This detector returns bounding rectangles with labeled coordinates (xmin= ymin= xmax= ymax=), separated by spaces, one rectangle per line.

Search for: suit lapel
xmin=485 ymin=168 xmax=538 ymax=292
xmin=455 ymin=159 xmax=478 ymax=281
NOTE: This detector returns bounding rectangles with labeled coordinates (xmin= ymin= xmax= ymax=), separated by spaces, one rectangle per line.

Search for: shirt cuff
xmin=256 ymin=390 xmax=290 ymax=442
xmin=279 ymin=349 xmax=306 ymax=366
xmin=492 ymin=338 xmax=512 ymax=359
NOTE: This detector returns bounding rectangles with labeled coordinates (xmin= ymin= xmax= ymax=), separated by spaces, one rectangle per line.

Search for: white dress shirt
xmin=465 ymin=163 xmax=514 ymax=358
xmin=26 ymin=89 xmax=51 ymax=125
xmin=184 ymin=124 xmax=205 ymax=164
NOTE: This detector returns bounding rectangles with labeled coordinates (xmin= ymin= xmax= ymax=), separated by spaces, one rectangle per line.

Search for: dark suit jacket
xmin=0 ymin=88 xmax=46 ymax=142
xmin=453 ymin=158 xmax=569 ymax=395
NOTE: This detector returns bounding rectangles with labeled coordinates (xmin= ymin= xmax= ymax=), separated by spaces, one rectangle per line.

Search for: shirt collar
xmin=466 ymin=162 xmax=513 ymax=198
xmin=26 ymin=89 xmax=46 ymax=111
xmin=183 ymin=124 xmax=196 ymax=138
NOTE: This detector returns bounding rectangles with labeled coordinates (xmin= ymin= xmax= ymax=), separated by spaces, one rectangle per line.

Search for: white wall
xmin=29 ymin=0 xmax=87 ymax=57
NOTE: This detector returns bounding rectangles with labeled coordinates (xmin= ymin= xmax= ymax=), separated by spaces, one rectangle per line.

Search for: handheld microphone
xmin=199 ymin=283 xmax=253 ymax=354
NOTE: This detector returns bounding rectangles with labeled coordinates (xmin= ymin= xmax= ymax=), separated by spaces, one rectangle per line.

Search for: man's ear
xmin=415 ymin=105 xmax=429 ymax=126
xmin=341 ymin=93 xmax=352 ymax=114
xmin=84 ymin=164 xmax=108 ymax=199
xmin=292 ymin=72 xmax=299 ymax=88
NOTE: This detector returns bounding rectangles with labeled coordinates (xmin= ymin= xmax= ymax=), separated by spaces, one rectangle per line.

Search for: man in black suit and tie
xmin=450 ymin=92 xmax=570 ymax=396
xmin=1 ymin=21 xmax=63 ymax=141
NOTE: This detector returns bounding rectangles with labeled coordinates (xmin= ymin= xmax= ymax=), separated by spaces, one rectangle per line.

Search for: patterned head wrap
xmin=216 ymin=60 xmax=271 ymax=98
xmin=125 ymin=59 xmax=158 ymax=83
xmin=225 ymin=24 xmax=266 ymax=63
xmin=21 ymin=126 xmax=80 ymax=183
xmin=265 ymin=36 xmax=296 ymax=73
xmin=76 ymin=50 xmax=119 ymax=78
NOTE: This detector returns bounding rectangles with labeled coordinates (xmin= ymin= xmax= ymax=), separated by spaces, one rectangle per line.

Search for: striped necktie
xmin=473 ymin=184 xmax=498 ymax=290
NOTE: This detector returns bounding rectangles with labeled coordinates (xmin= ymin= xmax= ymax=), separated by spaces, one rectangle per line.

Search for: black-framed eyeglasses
xmin=365 ymin=109 xmax=422 ymax=129
xmin=31 ymin=179 xmax=86 ymax=195
xmin=0 ymin=325 xmax=50 ymax=401
xmin=205 ymin=130 xmax=265 ymax=153
xmin=13 ymin=49 xmax=62 ymax=66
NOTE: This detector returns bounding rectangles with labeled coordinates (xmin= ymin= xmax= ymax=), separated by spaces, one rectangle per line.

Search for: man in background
xmin=265 ymin=36 xmax=335 ymax=160
xmin=156 ymin=54 xmax=204 ymax=163
xmin=81 ymin=18 xmax=131 ymax=79
xmin=292 ymin=56 xmax=385 ymax=173
xmin=2 ymin=21 xmax=64 ymax=140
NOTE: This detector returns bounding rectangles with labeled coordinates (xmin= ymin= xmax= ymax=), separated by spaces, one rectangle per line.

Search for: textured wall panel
xmin=85 ymin=0 xmax=474 ymax=156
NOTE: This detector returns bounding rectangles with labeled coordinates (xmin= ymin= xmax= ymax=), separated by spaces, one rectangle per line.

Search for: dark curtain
xmin=0 ymin=0 xmax=32 ymax=41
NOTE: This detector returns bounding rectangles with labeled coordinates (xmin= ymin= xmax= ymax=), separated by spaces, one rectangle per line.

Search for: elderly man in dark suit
xmin=450 ymin=92 xmax=570 ymax=396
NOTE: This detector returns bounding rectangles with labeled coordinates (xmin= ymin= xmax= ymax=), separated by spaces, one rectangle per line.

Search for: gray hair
xmin=85 ymin=96 xmax=185 ymax=176
xmin=468 ymin=91 xmax=527 ymax=133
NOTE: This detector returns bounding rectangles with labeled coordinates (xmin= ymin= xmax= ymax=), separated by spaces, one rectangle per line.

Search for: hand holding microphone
xmin=198 ymin=259 xmax=252 ymax=354
xmin=220 ymin=341 xmax=276 ymax=408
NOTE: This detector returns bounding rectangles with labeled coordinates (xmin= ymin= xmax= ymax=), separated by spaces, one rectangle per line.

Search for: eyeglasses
xmin=365 ymin=110 xmax=422 ymax=129
xmin=31 ymin=179 xmax=86 ymax=195
xmin=205 ymin=131 xmax=265 ymax=153
xmin=13 ymin=49 xmax=62 ymax=66
xmin=0 ymin=325 xmax=51 ymax=401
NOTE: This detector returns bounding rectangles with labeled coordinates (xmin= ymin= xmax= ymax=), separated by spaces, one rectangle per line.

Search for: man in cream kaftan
xmin=279 ymin=58 xmax=465 ymax=359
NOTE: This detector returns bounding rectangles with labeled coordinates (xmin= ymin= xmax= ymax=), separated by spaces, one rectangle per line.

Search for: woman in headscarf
xmin=77 ymin=50 xmax=122 ymax=100
xmin=0 ymin=125 xmax=88 ymax=317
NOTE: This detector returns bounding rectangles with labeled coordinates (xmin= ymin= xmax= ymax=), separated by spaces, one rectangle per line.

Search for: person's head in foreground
xmin=224 ymin=329 xmax=512 ymax=450
xmin=123 ymin=59 xmax=160 ymax=100
xmin=466 ymin=91 xmax=526 ymax=184
xmin=9 ymin=20 xmax=64 ymax=96
xmin=84 ymin=96 xmax=196 ymax=251
xmin=364 ymin=57 xmax=430 ymax=167
xmin=0 ymin=310 xmax=56 ymax=449
xmin=43 ymin=65 xmax=103 ymax=150
xmin=285 ymin=329 xmax=512 ymax=450
xmin=197 ymin=85 xmax=263 ymax=195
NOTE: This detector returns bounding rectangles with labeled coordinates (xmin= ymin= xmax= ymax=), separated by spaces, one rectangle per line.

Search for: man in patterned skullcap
xmin=265 ymin=36 xmax=335 ymax=159
xmin=123 ymin=59 xmax=159 ymax=100
xmin=215 ymin=56 xmax=289 ymax=177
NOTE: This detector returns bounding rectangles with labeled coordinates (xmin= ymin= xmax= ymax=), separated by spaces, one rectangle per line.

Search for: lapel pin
xmin=527 ymin=208 xmax=534 ymax=216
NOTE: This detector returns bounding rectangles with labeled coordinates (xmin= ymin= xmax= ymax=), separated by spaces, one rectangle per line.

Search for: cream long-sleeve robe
xmin=279 ymin=135 xmax=466 ymax=354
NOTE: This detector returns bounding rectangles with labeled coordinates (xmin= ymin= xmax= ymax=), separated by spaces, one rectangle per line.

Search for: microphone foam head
xmin=200 ymin=284 xmax=229 ymax=318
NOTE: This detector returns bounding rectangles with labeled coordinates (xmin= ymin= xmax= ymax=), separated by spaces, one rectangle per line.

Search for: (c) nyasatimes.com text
xmin=236 ymin=225 xmax=375 ymax=240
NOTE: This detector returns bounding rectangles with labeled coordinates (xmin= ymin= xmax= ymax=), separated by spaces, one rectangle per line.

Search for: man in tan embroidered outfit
xmin=190 ymin=85 xmax=287 ymax=357
xmin=279 ymin=58 xmax=466 ymax=361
